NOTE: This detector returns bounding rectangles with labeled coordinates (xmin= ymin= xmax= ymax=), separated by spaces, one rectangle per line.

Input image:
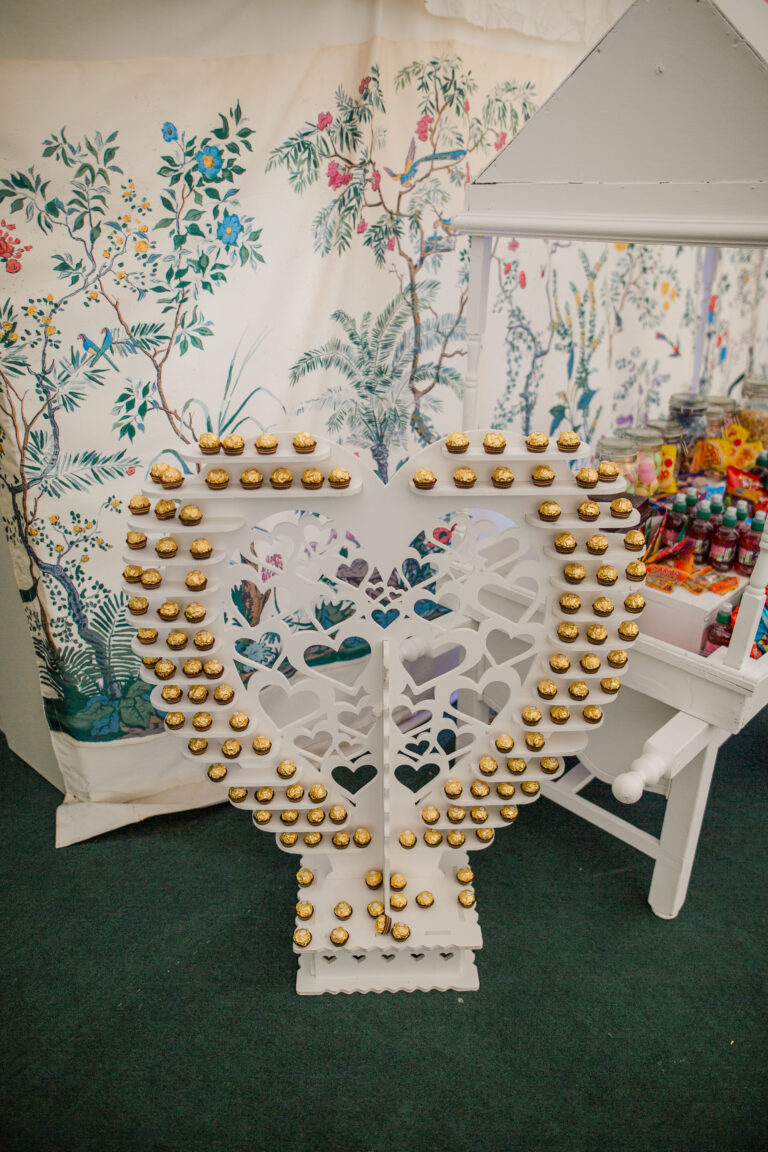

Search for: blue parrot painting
xmin=384 ymin=138 xmax=467 ymax=188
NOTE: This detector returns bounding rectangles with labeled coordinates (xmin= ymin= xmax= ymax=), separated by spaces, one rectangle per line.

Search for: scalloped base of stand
xmin=296 ymin=946 xmax=479 ymax=995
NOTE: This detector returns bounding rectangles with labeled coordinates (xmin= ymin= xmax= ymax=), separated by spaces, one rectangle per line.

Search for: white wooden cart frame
xmin=453 ymin=0 xmax=768 ymax=919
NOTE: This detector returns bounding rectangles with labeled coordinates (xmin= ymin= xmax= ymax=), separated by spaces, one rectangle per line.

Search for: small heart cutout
xmin=332 ymin=763 xmax=377 ymax=795
xmin=440 ymin=952 xmax=454 ymax=960
xmin=372 ymin=608 xmax=399 ymax=629
xmin=323 ymin=955 xmax=337 ymax=964
xmin=405 ymin=739 xmax=430 ymax=757
xmin=295 ymin=731 xmax=333 ymax=757
xmin=394 ymin=762 xmax=440 ymax=794
xmin=382 ymin=954 xmax=395 ymax=962
xmin=403 ymin=558 xmax=433 ymax=586
xmin=412 ymin=953 xmax=425 ymax=961
xmin=337 ymin=559 xmax=369 ymax=587
xmin=234 ymin=632 xmax=281 ymax=669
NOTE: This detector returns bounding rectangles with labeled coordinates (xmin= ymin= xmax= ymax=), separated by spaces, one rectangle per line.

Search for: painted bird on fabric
xmin=655 ymin=331 xmax=681 ymax=357
xmin=385 ymin=139 xmax=467 ymax=187
xmin=78 ymin=327 xmax=137 ymax=367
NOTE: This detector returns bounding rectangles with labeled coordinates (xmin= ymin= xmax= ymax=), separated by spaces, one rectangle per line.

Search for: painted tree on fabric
xmin=268 ymin=57 xmax=535 ymax=468
xmin=0 ymin=106 xmax=266 ymax=739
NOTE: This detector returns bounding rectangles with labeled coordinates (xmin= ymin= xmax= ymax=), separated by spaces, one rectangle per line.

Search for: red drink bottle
xmin=685 ymin=500 xmax=712 ymax=564
xmin=708 ymin=507 xmax=739 ymax=572
xmin=735 ymin=510 xmax=766 ymax=577
xmin=700 ymin=606 xmax=733 ymax=657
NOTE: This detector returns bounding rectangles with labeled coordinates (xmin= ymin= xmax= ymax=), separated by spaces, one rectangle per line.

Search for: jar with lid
xmin=701 ymin=394 xmax=737 ymax=439
xmin=667 ymin=393 xmax=708 ymax=474
xmin=618 ymin=426 xmax=664 ymax=497
xmin=596 ymin=435 xmax=638 ymax=494
xmin=644 ymin=418 xmax=685 ymax=487
xmin=737 ymin=379 xmax=768 ymax=443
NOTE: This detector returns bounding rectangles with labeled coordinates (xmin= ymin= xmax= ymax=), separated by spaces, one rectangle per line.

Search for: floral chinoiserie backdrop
xmin=0 ymin=24 xmax=766 ymax=838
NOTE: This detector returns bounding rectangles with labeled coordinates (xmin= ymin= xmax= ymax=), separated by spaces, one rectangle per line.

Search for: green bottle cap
xmin=716 ymin=607 xmax=732 ymax=625
xmin=722 ymin=508 xmax=737 ymax=527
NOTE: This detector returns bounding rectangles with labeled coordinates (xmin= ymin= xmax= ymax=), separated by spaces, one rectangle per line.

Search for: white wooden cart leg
xmin=647 ymin=736 xmax=719 ymax=920
xmin=463 ymin=234 xmax=492 ymax=428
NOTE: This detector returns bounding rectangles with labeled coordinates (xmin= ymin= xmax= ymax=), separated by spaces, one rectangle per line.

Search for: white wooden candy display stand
xmin=123 ymin=430 xmax=643 ymax=993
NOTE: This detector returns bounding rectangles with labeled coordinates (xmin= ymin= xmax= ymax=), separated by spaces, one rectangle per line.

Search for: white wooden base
xmin=297 ymin=947 xmax=479 ymax=995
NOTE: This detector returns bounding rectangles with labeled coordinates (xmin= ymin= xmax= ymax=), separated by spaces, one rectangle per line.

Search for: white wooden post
xmin=462 ymin=234 xmax=492 ymax=429
xmin=723 ymin=528 xmax=768 ymax=670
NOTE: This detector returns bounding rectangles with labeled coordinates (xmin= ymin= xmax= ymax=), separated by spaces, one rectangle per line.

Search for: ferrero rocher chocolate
xmin=586 ymin=534 xmax=609 ymax=556
xmin=399 ymin=830 xmax=417 ymax=849
xmin=158 ymin=601 xmax=180 ymax=621
xmin=150 ymin=462 xmax=171 ymax=484
xmin=538 ymin=500 xmax=561 ymax=522
xmin=444 ymin=779 xmax=463 ymax=798
xmin=296 ymin=901 xmax=313 ymax=920
xmin=128 ymin=595 xmax=149 ymax=615
xmin=470 ymin=780 xmax=490 ymax=798
xmin=332 ymin=831 xmax=350 ymax=848
xmin=285 ymin=783 xmax=304 ymax=801
xmin=576 ymin=467 xmax=598 ymax=489
xmin=240 ymin=468 xmax=263 ymax=490
xmin=128 ymin=494 xmax=150 ymax=515
xmin=618 ymin=620 xmax=640 ymax=641
xmin=280 ymin=831 xmax=299 ymax=847
xmin=328 ymin=467 xmax=351 ymax=489
xmin=496 ymin=781 xmax=516 ymax=798
xmin=166 ymin=630 xmax=187 ymax=650
xmin=413 ymin=468 xmax=437 ymax=490
xmin=334 ymin=901 xmax=353 ymax=921
xmin=447 ymin=806 xmax=466 ymax=824
xmin=540 ymin=757 xmax=560 ymax=774
xmin=507 ymin=757 xmax=527 ymax=775
xmin=204 ymin=468 xmax=229 ymax=490
xmin=494 ymin=733 xmax=514 ymax=753
xmin=123 ymin=564 xmax=143 ymax=583
xmin=531 ymin=464 xmax=555 ymax=486
xmin=353 ymin=828 xmax=371 ymax=847
xmin=421 ymin=806 xmax=440 ymax=825
xmin=447 ymin=830 xmax=465 ymax=847
xmin=597 ymin=460 xmax=620 ymax=482
xmin=126 ymin=531 xmax=147 ymax=550
xmin=601 ymin=676 xmax=621 ymax=694
xmin=300 ymin=468 xmax=323 ymax=490
xmin=583 ymin=705 xmax=603 ymax=723
xmin=199 ymin=432 xmax=221 ymax=455
xmin=375 ymin=913 xmax=392 ymax=935
xmin=483 ymin=431 xmax=506 ymax=454
xmin=415 ymin=891 xmax=434 ymax=908
xmin=305 ymin=833 xmax=322 ymax=850
xmin=453 ymin=467 xmax=476 ymax=489
xmin=178 ymin=504 xmax=202 ymax=526
xmin=255 ymin=433 xmax=278 ymax=454
xmin=593 ymin=596 xmax=614 ymax=617
xmin=308 ymin=783 xmax=327 ymax=802
xmin=476 ymin=827 xmax=494 ymax=843
xmin=367 ymin=901 xmax=385 ymax=918
xmin=550 ymin=705 xmax=570 ymax=725
xmin=390 ymin=893 xmax=407 ymax=911
xmin=221 ymin=739 xmax=241 ymax=759
xmin=142 ymin=656 xmax=160 ymax=668
xmin=557 ymin=622 xmax=579 ymax=643
xmin=207 ymin=763 xmax=227 ymax=781
xmin=256 ymin=787 xmax=274 ymax=803
xmin=254 ymin=809 xmax=272 ymax=825
xmin=276 ymin=759 xmax=296 ymax=778
xmin=568 ymin=681 xmax=589 ymax=701
xmin=611 ymin=497 xmax=633 ymax=519
xmin=550 ymin=653 xmax=571 ymax=673
xmin=306 ymin=808 xmax=324 ymax=826
xmin=537 ymin=679 xmax=558 ymax=700
xmin=456 ymin=867 xmax=474 ymax=884
xmin=624 ymin=592 xmax=645 ymax=614
xmin=213 ymin=684 xmax=234 ymax=705
xmin=155 ymin=537 xmax=178 ymax=558
xmin=391 ymin=922 xmax=410 ymax=942
xmin=222 ymin=433 xmax=245 ymax=456
xmin=389 ymin=873 xmax=407 ymax=891
xmin=270 ymin=467 xmax=293 ymax=490
xmin=137 ymin=627 xmax=159 ymax=645
xmin=446 ymin=431 xmax=469 ymax=453
xmin=478 ymin=756 xmax=498 ymax=776
xmin=626 ymin=560 xmax=647 ymax=581
xmin=293 ymin=928 xmax=311 ymax=948
xmin=470 ymin=806 xmax=488 ymax=824
xmin=183 ymin=658 xmax=203 ymax=677
xmin=624 ymin=530 xmax=645 ymax=552
xmin=164 ymin=712 xmax=185 ymax=730
xmin=586 ymin=623 xmax=608 ymax=645
xmin=280 ymin=809 xmax=299 ymax=825
xmin=557 ymin=430 xmax=581 ymax=453
xmin=578 ymin=500 xmax=600 ymax=522
xmin=161 ymin=467 xmax=184 ymax=490
xmin=491 ymin=466 xmax=514 ymax=489
xmin=521 ymin=705 xmax=542 ymax=726
xmin=365 ymin=869 xmax=383 ymax=889
xmin=189 ymin=538 xmax=212 ymax=560
xmin=296 ymin=868 xmax=314 ymax=887
xmin=607 ymin=649 xmax=628 ymax=668
xmin=192 ymin=711 xmax=212 ymax=730
xmin=185 ymin=571 xmax=207 ymax=591
xmin=292 ymin=431 xmax=316 ymax=454
xmin=525 ymin=732 xmax=545 ymax=751
xmin=520 ymin=780 xmax=540 ymax=796
xmin=161 ymin=685 xmax=182 ymax=704
xmin=154 ymin=658 xmax=176 ymax=680
xmin=559 ymin=592 xmax=581 ymax=614
xmin=500 ymin=804 xmax=519 ymax=822
xmin=554 ymin=532 xmax=577 ymax=554
xmin=596 ymin=565 xmax=618 ymax=586
xmin=458 ymin=889 xmax=476 ymax=907
xmin=193 ymin=629 xmax=215 ymax=651
xmin=424 ymin=829 xmax=443 ymax=846
xmin=328 ymin=804 xmax=347 ymax=824
xmin=251 ymin=734 xmax=272 ymax=754
xmin=526 ymin=431 xmax=549 ymax=453
xmin=580 ymin=653 xmax=601 ymax=673
xmin=564 ymin=562 xmax=586 ymax=584
xmin=228 ymin=786 xmax=247 ymax=803
xmin=228 ymin=711 xmax=249 ymax=731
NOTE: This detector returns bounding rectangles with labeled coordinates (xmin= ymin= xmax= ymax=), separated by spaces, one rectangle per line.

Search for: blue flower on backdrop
xmin=162 ymin=121 xmax=178 ymax=142
xmin=217 ymin=212 xmax=243 ymax=247
xmin=196 ymin=144 xmax=223 ymax=178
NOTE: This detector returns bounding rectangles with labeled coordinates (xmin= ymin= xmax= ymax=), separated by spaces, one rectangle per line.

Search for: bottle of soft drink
xmin=708 ymin=507 xmax=739 ymax=572
xmin=735 ymin=500 xmax=750 ymax=536
xmin=735 ymin=509 xmax=766 ymax=577
xmin=686 ymin=500 xmax=713 ymax=563
xmin=661 ymin=495 xmax=688 ymax=551
xmin=709 ymin=494 xmax=724 ymax=531
xmin=684 ymin=487 xmax=699 ymax=525
xmin=700 ymin=606 xmax=733 ymax=657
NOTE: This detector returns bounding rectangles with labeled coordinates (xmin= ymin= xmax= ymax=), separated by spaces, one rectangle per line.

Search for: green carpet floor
xmin=2 ymin=712 xmax=767 ymax=1152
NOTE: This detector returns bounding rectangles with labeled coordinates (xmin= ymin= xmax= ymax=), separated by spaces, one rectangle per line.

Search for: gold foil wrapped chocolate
xmin=470 ymin=806 xmax=489 ymax=824
xmin=578 ymin=500 xmax=600 ymax=522
xmin=276 ymin=759 xmax=296 ymax=778
xmin=353 ymin=828 xmax=371 ymax=848
xmin=554 ymin=532 xmax=577 ymax=554
xmin=597 ymin=460 xmax=620 ymax=482
xmin=470 ymin=780 xmax=490 ymax=799
xmin=478 ymin=755 xmax=498 ymax=776
xmin=525 ymin=732 xmax=545 ymax=751
xmin=391 ymin=922 xmax=410 ymax=942
xmin=458 ymin=889 xmax=476 ymax=907
xmin=507 ymin=757 xmax=527 ymax=775
xmin=424 ymin=829 xmax=443 ymax=847
xmin=158 ymin=601 xmax=180 ymax=621
xmin=399 ymin=830 xmax=417 ymax=849
xmin=586 ymin=623 xmax=608 ymax=645
xmin=300 ymin=469 xmax=323 ymax=490
xmin=296 ymin=901 xmax=313 ymax=920
xmin=154 ymin=658 xmax=176 ymax=680
xmin=525 ymin=431 xmax=549 ymax=452
xmin=618 ymin=620 xmax=640 ymax=641
xmin=610 ymin=497 xmax=633 ymax=519
xmin=444 ymin=779 xmax=463 ymax=798
xmin=228 ymin=786 xmax=247 ymax=803
xmin=221 ymin=739 xmax=241 ymax=759
xmin=564 ymin=562 xmax=586 ymax=584
xmin=538 ymin=501 xmax=561 ymax=522
xmin=199 ymin=433 xmax=221 ymax=455
xmin=280 ymin=809 xmax=299 ymax=825
xmin=183 ymin=658 xmax=203 ymax=677
xmin=446 ymin=431 xmax=469 ymax=453
xmin=280 ymin=831 xmax=299 ymax=847
xmin=540 ymin=757 xmax=560 ymax=775
xmin=367 ymin=901 xmax=385 ymax=918
xmin=304 ymin=831 xmax=322 ymax=847
xmin=334 ymin=901 xmax=353 ymax=921
xmin=255 ymin=433 xmax=278 ymax=454
xmin=550 ymin=705 xmax=570 ymax=725
xmin=207 ymin=763 xmax=227 ymax=782
xmin=592 ymin=597 xmax=615 ymax=617
xmin=496 ymin=781 xmax=516 ymax=798
xmin=365 ymin=869 xmax=383 ymax=889
xmin=255 ymin=787 xmax=274 ymax=803
xmin=576 ymin=467 xmax=598 ymax=488
xmin=421 ymin=806 xmax=440 ymax=825
xmin=537 ymin=679 xmax=558 ymax=700
xmin=446 ymin=830 xmax=465 ymax=848
xmin=192 ymin=711 xmax=212 ymax=730
xmin=522 ymin=705 xmax=542 ymax=726
xmin=306 ymin=808 xmax=324 ymax=826
xmin=447 ymin=806 xmax=466 ymax=824
xmin=491 ymin=466 xmax=514 ymax=489
xmin=557 ymin=622 xmax=579 ymax=643
xmin=164 ymin=712 xmax=185 ymax=730
xmin=531 ymin=464 xmax=555 ymax=486
xmin=568 ymin=681 xmax=589 ymax=701
xmin=580 ymin=654 xmax=601 ymax=673
xmin=413 ymin=468 xmax=437 ymax=490
xmin=228 ymin=711 xmax=249 ymax=731
xmin=607 ymin=649 xmax=628 ymax=668
xmin=293 ymin=928 xmax=311 ymax=948
xmin=520 ymin=781 xmax=540 ymax=796
xmin=328 ymin=804 xmax=347 ymax=825
xmin=333 ymin=830 xmax=350 ymax=849
xmin=251 ymin=734 xmax=272 ymax=754
xmin=624 ymin=592 xmax=646 ymax=614
xmin=583 ymin=705 xmax=603 ymax=723
xmin=415 ymin=891 xmax=434 ymax=908
xmin=375 ymin=914 xmax=392 ymax=935
xmin=453 ymin=467 xmax=476 ymax=489
xmin=123 ymin=564 xmax=143 ymax=583
xmin=624 ymin=530 xmax=646 ymax=552
xmin=494 ymin=733 xmax=514 ymax=753
xmin=161 ymin=685 xmax=182 ymax=704
xmin=475 ymin=827 xmax=494 ymax=843
xmin=296 ymin=868 xmax=314 ymax=887
xmin=390 ymin=893 xmax=407 ymax=911
xmin=456 ymin=867 xmax=474 ymax=884
xmin=549 ymin=653 xmax=571 ymax=673
xmin=500 ymin=804 xmax=519 ymax=822
xmin=254 ymin=809 xmax=272 ymax=825
xmin=600 ymin=676 xmax=621 ymax=694
xmin=483 ymin=431 xmax=506 ymax=454
xmin=586 ymin=534 xmax=609 ymax=555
